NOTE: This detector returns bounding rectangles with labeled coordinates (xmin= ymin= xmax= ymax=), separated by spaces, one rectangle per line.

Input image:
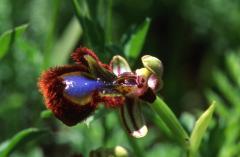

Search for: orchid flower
xmin=38 ymin=47 xmax=163 ymax=138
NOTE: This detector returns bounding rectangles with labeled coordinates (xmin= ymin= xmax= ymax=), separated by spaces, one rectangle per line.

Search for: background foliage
xmin=0 ymin=0 xmax=240 ymax=156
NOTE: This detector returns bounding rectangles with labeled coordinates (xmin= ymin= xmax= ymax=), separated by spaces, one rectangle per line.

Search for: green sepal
xmin=141 ymin=55 xmax=163 ymax=78
xmin=84 ymin=55 xmax=116 ymax=81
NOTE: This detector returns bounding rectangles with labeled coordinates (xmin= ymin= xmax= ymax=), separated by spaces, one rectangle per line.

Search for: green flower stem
xmin=151 ymin=96 xmax=190 ymax=148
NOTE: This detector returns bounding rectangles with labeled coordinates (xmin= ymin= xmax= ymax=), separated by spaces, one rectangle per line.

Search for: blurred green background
xmin=0 ymin=0 xmax=240 ymax=157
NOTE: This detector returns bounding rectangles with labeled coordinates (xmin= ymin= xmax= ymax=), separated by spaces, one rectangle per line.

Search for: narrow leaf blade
xmin=72 ymin=0 xmax=104 ymax=52
xmin=122 ymin=18 xmax=151 ymax=60
xmin=0 ymin=128 xmax=47 ymax=157
xmin=0 ymin=24 xmax=28 ymax=59
xmin=50 ymin=17 xmax=82 ymax=66
xmin=190 ymin=102 xmax=216 ymax=156
xmin=213 ymin=70 xmax=240 ymax=109
xmin=225 ymin=52 xmax=240 ymax=87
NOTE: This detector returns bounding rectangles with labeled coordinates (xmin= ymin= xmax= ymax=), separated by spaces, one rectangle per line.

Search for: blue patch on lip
xmin=63 ymin=75 xmax=106 ymax=98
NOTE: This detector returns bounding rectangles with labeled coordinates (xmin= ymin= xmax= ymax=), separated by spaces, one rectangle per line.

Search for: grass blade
xmin=189 ymin=102 xmax=216 ymax=157
xmin=72 ymin=0 xmax=104 ymax=52
xmin=50 ymin=17 xmax=82 ymax=66
xmin=0 ymin=128 xmax=47 ymax=157
xmin=122 ymin=18 xmax=151 ymax=60
xmin=225 ymin=52 xmax=240 ymax=87
xmin=213 ymin=70 xmax=240 ymax=109
xmin=0 ymin=24 xmax=28 ymax=59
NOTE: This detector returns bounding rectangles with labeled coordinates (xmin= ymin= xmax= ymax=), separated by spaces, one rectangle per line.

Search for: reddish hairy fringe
xmin=38 ymin=65 xmax=97 ymax=126
xmin=101 ymin=95 xmax=125 ymax=108
xmin=71 ymin=47 xmax=112 ymax=71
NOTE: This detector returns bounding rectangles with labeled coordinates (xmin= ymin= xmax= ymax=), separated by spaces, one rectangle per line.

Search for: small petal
xmin=119 ymin=98 xmax=148 ymax=138
xmin=141 ymin=55 xmax=163 ymax=78
xmin=38 ymin=65 xmax=98 ymax=126
xmin=71 ymin=47 xmax=114 ymax=79
xmin=147 ymin=74 xmax=163 ymax=92
xmin=71 ymin=47 xmax=105 ymax=68
xmin=84 ymin=54 xmax=116 ymax=81
xmin=110 ymin=55 xmax=131 ymax=76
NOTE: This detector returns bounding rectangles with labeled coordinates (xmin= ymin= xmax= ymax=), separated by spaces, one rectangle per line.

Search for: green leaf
xmin=151 ymin=96 xmax=189 ymax=148
xmin=225 ymin=52 xmax=240 ymax=87
xmin=189 ymin=102 xmax=216 ymax=157
xmin=42 ymin=0 xmax=61 ymax=68
xmin=0 ymin=24 xmax=28 ymax=59
xmin=213 ymin=70 xmax=240 ymax=109
xmin=72 ymin=0 xmax=104 ymax=52
xmin=122 ymin=18 xmax=151 ymax=60
xmin=0 ymin=128 xmax=47 ymax=157
xmin=97 ymin=0 xmax=113 ymax=44
xmin=50 ymin=17 xmax=82 ymax=66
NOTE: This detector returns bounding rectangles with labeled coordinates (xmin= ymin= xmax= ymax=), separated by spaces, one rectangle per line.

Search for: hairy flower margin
xmin=38 ymin=47 xmax=163 ymax=138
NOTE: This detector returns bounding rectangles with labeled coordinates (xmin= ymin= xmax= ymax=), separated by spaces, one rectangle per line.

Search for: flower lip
xmin=38 ymin=65 xmax=97 ymax=126
xmin=62 ymin=74 xmax=107 ymax=98
xmin=38 ymin=47 xmax=163 ymax=134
